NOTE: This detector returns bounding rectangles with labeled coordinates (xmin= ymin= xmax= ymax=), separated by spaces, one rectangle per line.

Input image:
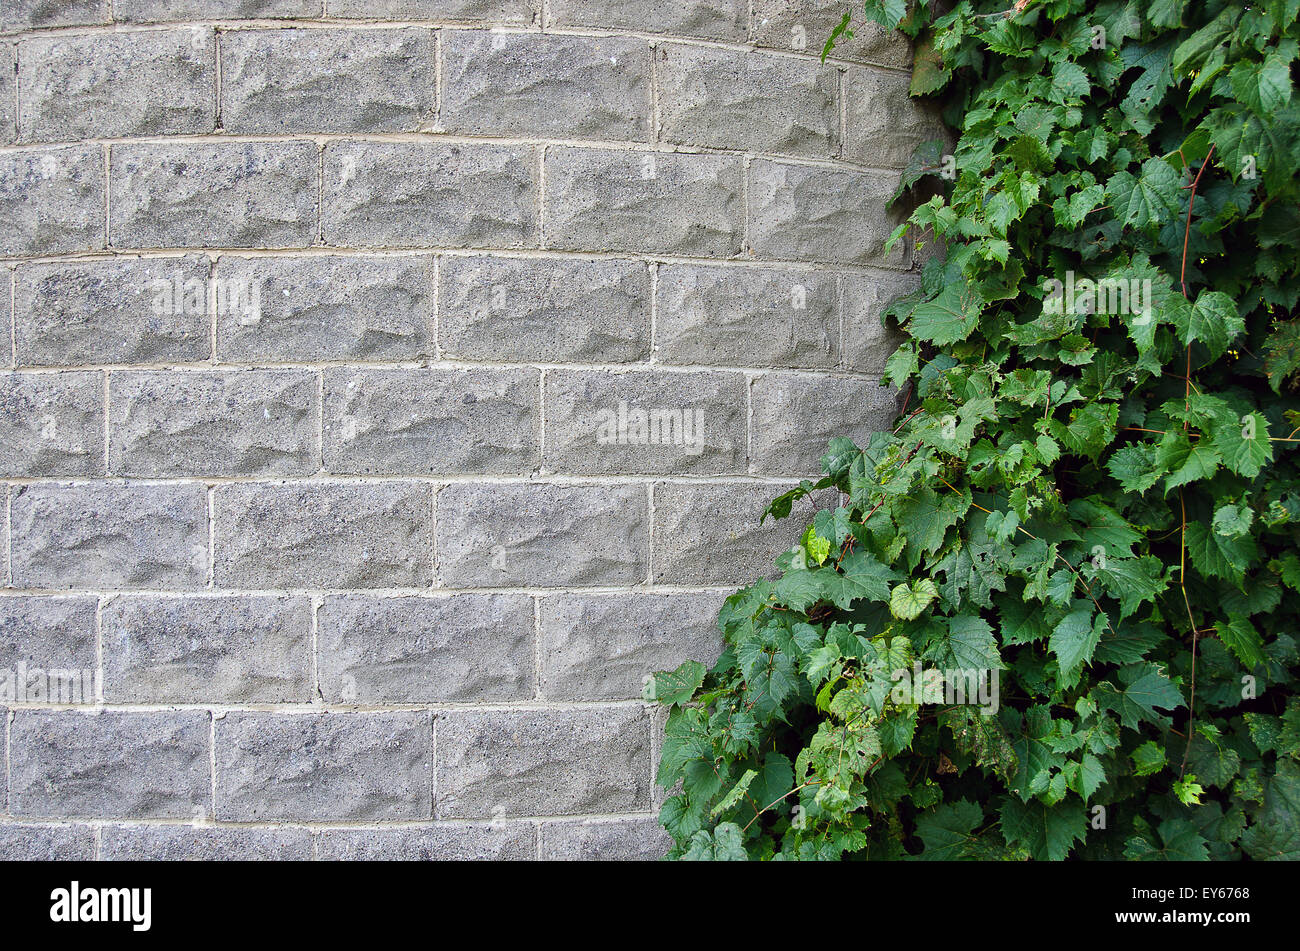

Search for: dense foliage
xmin=651 ymin=0 xmax=1300 ymax=860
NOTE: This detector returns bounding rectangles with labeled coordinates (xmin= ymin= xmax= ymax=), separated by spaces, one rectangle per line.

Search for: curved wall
xmin=0 ymin=0 xmax=936 ymax=859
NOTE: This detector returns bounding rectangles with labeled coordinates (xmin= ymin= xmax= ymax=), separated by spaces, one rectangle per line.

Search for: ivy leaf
xmin=658 ymin=706 xmax=711 ymax=786
xmin=1096 ymin=663 xmax=1183 ymax=730
xmin=1000 ymin=798 xmax=1087 ymax=860
xmin=1211 ymin=410 xmax=1273 ymax=478
xmin=1241 ymin=760 xmax=1300 ymax=860
xmin=1171 ymin=6 xmax=1239 ymax=75
xmin=1050 ymin=61 xmax=1090 ymax=102
xmin=772 ymin=567 xmax=824 ymax=612
xmin=1187 ymin=726 xmax=1242 ymax=788
xmin=1214 ymin=616 xmax=1266 ymax=669
xmin=880 ymin=708 xmax=918 ymax=756
xmin=1063 ymin=753 xmax=1106 ymax=801
xmin=1263 ymin=319 xmax=1300 ymax=392
xmin=738 ymin=638 xmax=799 ymax=721
xmin=1186 ymin=521 xmax=1256 ymax=584
xmin=652 ymin=0 xmax=1300 ymax=865
xmin=1156 ymin=431 xmax=1221 ymax=492
xmin=746 ymin=753 xmax=794 ymax=819
xmin=1107 ymin=444 xmax=1164 ymax=493
xmin=895 ymin=487 xmax=967 ymax=560
xmin=1168 ymin=290 xmax=1245 ymax=359
xmin=652 ymin=660 xmax=707 ymax=706
xmin=1132 ymin=741 xmax=1168 ymax=776
xmin=1145 ymin=0 xmax=1185 ymax=29
xmin=1008 ymin=706 xmax=1064 ymax=801
xmin=1173 ymin=775 xmax=1205 ymax=806
xmin=862 ymin=0 xmax=908 ymax=29
xmin=801 ymin=524 xmax=831 ymax=566
xmin=1049 ymin=603 xmax=1102 ymax=681
xmin=1212 ymin=503 xmax=1254 ymax=537
xmin=914 ymin=800 xmax=985 ymax=860
xmin=907 ymin=282 xmax=982 ymax=345
xmin=816 ymin=551 xmax=899 ymax=610
xmin=1120 ymin=41 xmax=1174 ymax=132
xmin=889 ymin=578 xmax=939 ymax=620
xmin=1105 ymin=158 xmax=1181 ymax=229
xmin=1069 ymin=498 xmax=1141 ymax=556
xmin=909 ymin=36 xmax=951 ymax=95
xmin=711 ymin=769 xmax=757 ymax=818
xmin=927 ymin=615 xmax=1002 ymax=671
xmin=1229 ymin=53 xmax=1293 ymax=114
xmin=1091 ymin=556 xmax=1168 ymax=619
xmin=681 ymin=823 xmax=748 ymax=861
xmin=1094 ymin=620 xmax=1166 ymax=665
xmin=1124 ymin=819 xmax=1210 ymax=860
xmin=1050 ymin=401 xmax=1119 ymax=460
xmin=1057 ymin=184 xmax=1106 ymax=228
xmin=986 ymin=509 xmax=1020 ymax=544
xmin=983 ymin=17 xmax=1035 ymax=58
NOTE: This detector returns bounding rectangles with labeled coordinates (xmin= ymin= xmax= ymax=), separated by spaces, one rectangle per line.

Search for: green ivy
xmin=652 ymin=0 xmax=1300 ymax=861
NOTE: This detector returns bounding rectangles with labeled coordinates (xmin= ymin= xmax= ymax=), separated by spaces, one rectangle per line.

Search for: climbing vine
xmin=652 ymin=0 xmax=1300 ymax=860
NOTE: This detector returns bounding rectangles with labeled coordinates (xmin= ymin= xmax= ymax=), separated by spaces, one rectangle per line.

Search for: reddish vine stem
xmin=1180 ymin=144 xmax=1215 ymax=299
xmin=1175 ymin=144 xmax=1214 ymax=777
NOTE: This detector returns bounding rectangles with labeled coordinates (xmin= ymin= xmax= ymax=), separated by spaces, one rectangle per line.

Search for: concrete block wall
xmin=0 ymin=0 xmax=934 ymax=860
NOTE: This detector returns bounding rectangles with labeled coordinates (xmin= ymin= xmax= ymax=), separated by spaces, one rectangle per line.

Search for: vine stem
xmin=937 ymin=478 xmax=1119 ymax=639
xmin=740 ymin=781 xmax=821 ymax=833
xmin=1175 ymin=144 xmax=1214 ymax=777
xmin=1180 ymin=144 xmax=1215 ymax=299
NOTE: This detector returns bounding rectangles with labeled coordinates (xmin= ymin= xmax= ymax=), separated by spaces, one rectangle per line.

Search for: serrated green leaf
xmin=1132 ymin=741 xmax=1167 ymax=776
xmin=889 ymin=578 xmax=939 ymax=620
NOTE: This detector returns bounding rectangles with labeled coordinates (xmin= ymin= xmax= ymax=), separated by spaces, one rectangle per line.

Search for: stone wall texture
xmin=0 ymin=0 xmax=933 ymax=860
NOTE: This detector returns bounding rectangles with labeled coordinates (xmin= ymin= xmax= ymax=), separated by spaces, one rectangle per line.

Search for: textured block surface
xmin=0 ymin=147 xmax=105 ymax=256
xmin=215 ymin=712 xmax=433 ymax=821
xmin=748 ymin=159 xmax=909 ymax=266
xmin=543 ymin=369 xmax=748 ymax=475
xmin=441 ymin=31 xmax=650 ymax=140
xmin=99 ymin=825 xmax=315 ymax=861
xmin=214 ymin=483 xmax=433 ymax=589
xmin=322 ymin=141 xmax=538 ymax=248
xmin=439 ymin=255 xmax=649 ymax=363
xmin=109 ymin=369 xmax=319 ymax=477
xmin=435 ymin=707 xmax=651 ymax=818
xmin=436 ymin=483 xmax=648 ymax=587
xmin=750 ymin=373 xmax=902 ymax=476
xmin=101 ymin=595 xmax=313 ymax=703
xmin=14 ymin=257 xmax=213 ymax=367
xmin=10 ymin=484 xmax=209 ymax=589
xmin=220 ymin=28 xmax=437 ymax=134
xmin=10 ymin=710 xmax=211 ymax=819
xmin=544 ymin=148 xmax=744 ymax=256
xmin=750 ymin=0 xmax=911 ymax=67
xmin=213 ymin=255 xmax=436 ymax=363
xmin=656 ymin=43 xmax=837 ymax=157
xmin=322 ymin=367 xmax=539 ymax=475
xmin=539 ymin=591 xmax=724 ymax=700
xmin=315 ymin=823 xmax=534 ymax=861
xmin=18 ymin=29 xmax=216 ymax=142
xmin=109 ymin=142 xmax=319 ymax=249
xmin=0 ymin=372 xmax=105 ymax=477
xmin=316 ymin=593 xmax=535 ymax=702
xmin=655 ymin=264 xmax=840 ymax=368
xmin=0 ymin=0 xmax=926 ymax=860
